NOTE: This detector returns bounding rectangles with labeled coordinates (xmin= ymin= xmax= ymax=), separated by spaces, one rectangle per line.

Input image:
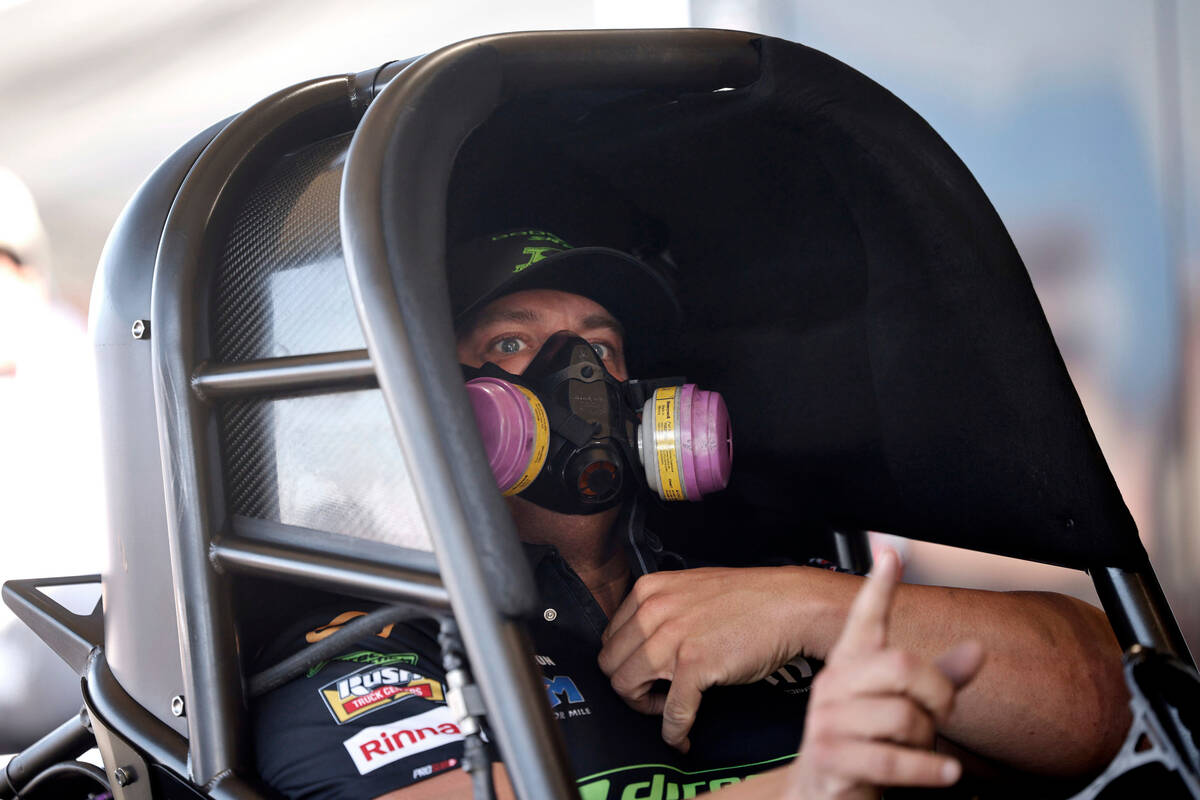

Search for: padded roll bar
xmin=341 ymin=28 xmax=760 ymax=799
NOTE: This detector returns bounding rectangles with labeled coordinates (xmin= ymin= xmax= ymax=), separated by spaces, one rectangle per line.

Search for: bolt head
xmin=131 ymin=319 xmax=150 ymax=340
xmin=170 ymin=694 xmax=185 ymax=717
xmin=114 ymin=766 xmax=134 ymax=787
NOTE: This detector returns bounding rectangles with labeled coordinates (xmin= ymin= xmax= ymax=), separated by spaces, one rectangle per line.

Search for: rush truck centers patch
xmin=320 ymin=663 xmax=445 ymax=724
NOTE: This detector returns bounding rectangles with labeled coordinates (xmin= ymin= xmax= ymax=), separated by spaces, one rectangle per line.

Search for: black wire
xmin=623 ymin=493 xmax=651 ymax=576
xmin=14 ymin=761 xmax=108 ymax=799
xmin=248 ymin=603 xmax=448 ymax=698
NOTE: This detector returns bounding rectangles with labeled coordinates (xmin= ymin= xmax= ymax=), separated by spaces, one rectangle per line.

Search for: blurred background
xmin=1 ymin=0 xmax=1196 ymax=753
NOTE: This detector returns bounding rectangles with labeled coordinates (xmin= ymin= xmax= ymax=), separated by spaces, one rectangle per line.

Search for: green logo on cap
xmin=514 ymin=246 xmax=556 ymax=273
xmin=487 ymin=230 xmax=572 ymax=273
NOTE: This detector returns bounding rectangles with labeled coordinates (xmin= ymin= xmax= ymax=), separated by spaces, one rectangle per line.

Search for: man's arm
xmin=374 ymin=763 xmax=515 ymax=800
xmin=381 ymin=553 xmax=970 ymax=800
xmin=598 ymin=564 xmax=1129 ymax=777
xmin=707 ymin=550 xmax=982 ymax=799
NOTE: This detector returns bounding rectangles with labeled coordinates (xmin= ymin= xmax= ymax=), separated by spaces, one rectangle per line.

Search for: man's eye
xmin=590 ymin=342 xmax=610 ymax=360
xmin=494 ymin=337 xmax=526 ymax=355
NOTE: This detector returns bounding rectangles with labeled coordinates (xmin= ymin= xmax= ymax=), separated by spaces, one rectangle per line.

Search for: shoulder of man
xmin=253 ymin=605 xmax=466 ymax=799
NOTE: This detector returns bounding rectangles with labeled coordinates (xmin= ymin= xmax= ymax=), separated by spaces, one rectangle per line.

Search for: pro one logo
xmin=320 ymin=663 xmax=445 ymax=724
xmin=343 ymin=706 xmax=463 ymax=775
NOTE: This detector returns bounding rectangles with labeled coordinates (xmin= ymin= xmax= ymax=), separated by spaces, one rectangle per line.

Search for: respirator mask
xmin=463 ymin=332 xmax=732 ymax=514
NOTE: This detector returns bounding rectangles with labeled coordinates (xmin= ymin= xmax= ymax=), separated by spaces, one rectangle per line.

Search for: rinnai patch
xmin=343 ymin=706 xmax=464 ymax=775
xmin=320 ymin=663 xmax=445 ymax=724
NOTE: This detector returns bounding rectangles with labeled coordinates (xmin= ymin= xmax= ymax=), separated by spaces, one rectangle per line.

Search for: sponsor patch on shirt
xmin=575 ymin=755 xmax=799 ymax=800
xmin=762 ymin=657 xmax=815 ymax=695
xmin=306 ymin=649 xmax=418 ymax=679
xmin=306 ymin=610 xmax=396 ymax=643
xmin=544 ymin=673 xmax=593 ymax=720
xmin=343 ymin=706 xmax=464 ymax=775
xmin=320 ymin=663 xmax=445 ymax=724
xmin=412 ymin=757 xmax=459 ymax=781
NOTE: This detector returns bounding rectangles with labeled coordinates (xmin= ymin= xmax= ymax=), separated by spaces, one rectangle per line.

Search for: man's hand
xmin=788 ymin=549 xmax=984 ymax=799
xmin=600 ymin=554 xmax=1122 ymax=777
xmin=598 ymin=566 xmax=810 ymax=752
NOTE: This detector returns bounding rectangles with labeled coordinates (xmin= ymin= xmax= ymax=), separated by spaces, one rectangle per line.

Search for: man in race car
xmin=253 ymin=229 xmax=1128 ymax=799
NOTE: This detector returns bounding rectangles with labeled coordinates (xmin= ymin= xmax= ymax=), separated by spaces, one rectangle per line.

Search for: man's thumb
xmin=934 ymin=640 xmax=985 ymax=689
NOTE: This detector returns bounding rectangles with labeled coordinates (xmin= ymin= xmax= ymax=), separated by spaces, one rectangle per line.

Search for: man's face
xmin=456 ymin=289 xmax=628 ymax=380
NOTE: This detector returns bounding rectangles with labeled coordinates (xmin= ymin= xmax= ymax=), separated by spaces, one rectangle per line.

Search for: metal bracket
xmin=88 ymin=698 xmax=154 ymax=800
xmin=445 ymin=668 xmax=487 ymax=737
xmin=1069 ymin=645 xmax=1200 ymax=798
xmin=1 ymin=574 xmax=103 ymax=675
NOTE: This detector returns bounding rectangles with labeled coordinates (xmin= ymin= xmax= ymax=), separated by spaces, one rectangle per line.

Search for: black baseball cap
xmin=448 ymin=229 xmax=682 ymax=338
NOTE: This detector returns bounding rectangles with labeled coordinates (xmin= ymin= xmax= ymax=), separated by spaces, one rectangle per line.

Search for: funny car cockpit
xmin=2 ymin=28 xmax=1197 ymax=800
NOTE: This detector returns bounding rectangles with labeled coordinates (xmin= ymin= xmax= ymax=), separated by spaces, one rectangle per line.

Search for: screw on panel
xmin=131 ymin=319 xmax=150 ymax=339
xmin=171 ymin=694 xmax=186 ymax=717
xmin=113 ymin=766 xmax=135 ymax=787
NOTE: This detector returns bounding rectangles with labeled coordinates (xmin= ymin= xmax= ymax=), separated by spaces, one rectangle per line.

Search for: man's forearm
xmin=779 ymin=566 xmax=1129 ymax=776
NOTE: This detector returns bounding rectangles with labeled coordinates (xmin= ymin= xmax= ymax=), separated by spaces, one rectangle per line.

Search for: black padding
xmin=447 ymin=36 xmax=1143 ymax=570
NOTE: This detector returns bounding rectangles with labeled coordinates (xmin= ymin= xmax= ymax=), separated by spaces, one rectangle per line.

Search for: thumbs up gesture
xmin=788 ymin=549 xmax=985 ymax=799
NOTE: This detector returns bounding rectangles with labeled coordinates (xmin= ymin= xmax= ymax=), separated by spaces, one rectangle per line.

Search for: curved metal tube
xmin=211 ymin=534 xmax=450 ymax=608
xmin=0 ymin=712 xmax=94 ymax=799
xmin=151 ymin=73 xmax=367 ymax=785
xmin=342 ymin=28 xmax=760 ymax=800
xmin=192 ymin=349 xmax=375 ymax=400
xmin=1093 ymin=566 xmax=1195 ymax=666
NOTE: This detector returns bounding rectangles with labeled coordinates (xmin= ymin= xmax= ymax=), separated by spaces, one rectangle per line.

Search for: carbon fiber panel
xmin=214 ymin=135 xmax=363 ymax=361
xmin=222 ymin=392 xmax=428 ymax=550
xmin=213 ymin=136 xmax=431 ymax=551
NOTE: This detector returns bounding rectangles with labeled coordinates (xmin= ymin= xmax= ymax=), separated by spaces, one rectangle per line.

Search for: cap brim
xmin=455 ymin=246 xmax=682 ymax=339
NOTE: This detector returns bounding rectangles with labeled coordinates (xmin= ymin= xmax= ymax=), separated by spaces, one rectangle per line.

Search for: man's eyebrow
xmin=466 ymin=307 xmax=542 ymax=329
xmin=581 ymin=313 xmax=625 ymax=341
xmin=456 ymin=307 xmax=625 ymax=343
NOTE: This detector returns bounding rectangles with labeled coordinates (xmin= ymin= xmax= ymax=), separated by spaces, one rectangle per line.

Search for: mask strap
xmin=624 ymin=376 xmax=688 ymax=408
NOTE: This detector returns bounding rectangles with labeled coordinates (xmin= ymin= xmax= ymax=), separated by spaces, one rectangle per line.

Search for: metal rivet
xmin=114 ymin=766 xmax=135 ymax=787
xmin=1129 ymin=643 xmax=1145 ymax=656
xmin=171 ymin=694 xmax=186 ymax=717
xmin=131 ymin=319 xmax=150 ymax=340
xmin=543 ymin=608 xmax=557 ymax=622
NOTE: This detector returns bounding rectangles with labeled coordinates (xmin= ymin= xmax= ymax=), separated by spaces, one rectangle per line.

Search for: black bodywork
xmin=1 ymin=29 xmax=1197 ymax=799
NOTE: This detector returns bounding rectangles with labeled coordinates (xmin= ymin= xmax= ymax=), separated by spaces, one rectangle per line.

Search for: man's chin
xmin=505 ymin=495 xmax=620 ymax=546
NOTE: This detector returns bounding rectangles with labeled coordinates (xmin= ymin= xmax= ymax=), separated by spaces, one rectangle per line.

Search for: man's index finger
xmin=830 ymin=547 xmax=901 ymax=660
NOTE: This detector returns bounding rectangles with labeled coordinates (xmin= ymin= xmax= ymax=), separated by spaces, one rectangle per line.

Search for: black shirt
xmin=253 ymin=541 xmax=820 ymax=799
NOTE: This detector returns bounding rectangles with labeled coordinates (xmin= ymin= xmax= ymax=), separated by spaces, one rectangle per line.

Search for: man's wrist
xmin=776 ymin=565 xmax=854 ymax=662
